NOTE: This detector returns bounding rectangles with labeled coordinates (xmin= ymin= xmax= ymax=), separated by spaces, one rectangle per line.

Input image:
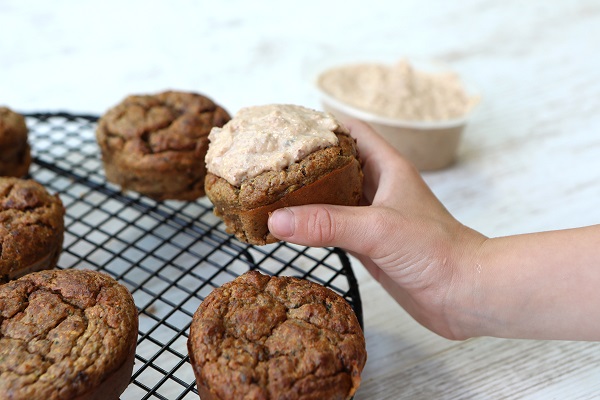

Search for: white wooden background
xmin=3 ymin=1 xmax=600 ymax=399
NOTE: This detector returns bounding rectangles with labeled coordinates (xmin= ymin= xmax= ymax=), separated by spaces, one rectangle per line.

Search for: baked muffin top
xmin=0 ymin=178 xmax=65 ymax=279
xmin=96 ymin=90 xmax=230 ymax=164
xmin=188 ymin=270 xmax=366 ymax=400
xmin=0 ymin=269 xmax=138 ymax=400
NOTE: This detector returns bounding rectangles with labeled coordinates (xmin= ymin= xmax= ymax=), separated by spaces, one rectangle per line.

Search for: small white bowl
xmin=315 ymin=60 xmax=479 ymax=171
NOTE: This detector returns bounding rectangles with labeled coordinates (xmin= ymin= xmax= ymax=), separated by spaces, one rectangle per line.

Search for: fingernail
xmin=268 ymin=208 xmax=295 ymax=237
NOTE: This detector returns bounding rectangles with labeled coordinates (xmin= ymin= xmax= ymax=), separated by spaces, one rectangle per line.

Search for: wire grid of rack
xmin=24 ymin=112 xmax=363 ymax=400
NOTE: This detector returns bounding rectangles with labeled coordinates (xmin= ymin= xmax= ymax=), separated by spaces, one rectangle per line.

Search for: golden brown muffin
xmin=0 ymin=177 xmax=65 ymax=283
xmin=95 ymin=90 xmax=231 ymax=201
xmin=188 ymin=270 xmax=367 ymax=400
xmin=0 ymin=106 xmax=31 ymax=178
xmin=204 ymin=104 xmax=363 ymax=245
xmin=0 ymin=269 xmax=139 ymax=400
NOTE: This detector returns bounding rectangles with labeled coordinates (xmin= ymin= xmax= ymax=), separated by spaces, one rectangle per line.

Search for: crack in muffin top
xmin=188 ymin=270 xmax=366 ymax=400
xmin=0 ymin=269 xmax=138 ymax=400
xmin=97 ymin=90 xmax=230 ymax=155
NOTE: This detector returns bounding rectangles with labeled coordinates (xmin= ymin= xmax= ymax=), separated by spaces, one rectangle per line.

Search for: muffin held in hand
xmin=205 ymin=104 xmax=363 ymax=245
xmin=188 ymin=270 xmax=367 ymax=400
xmin=0 ymin=106 xmax=31 ymax=178
xmin=0 ymin=269 xmax=138 ymax=400
xmin=95 ymin=90 xmax=231 ymax=201
xmin=0 ymin=177 xmax=65 ymax=283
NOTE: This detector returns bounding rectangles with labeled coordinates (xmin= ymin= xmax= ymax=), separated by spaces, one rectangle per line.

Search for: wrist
xmin=448 ymin=227 xmax=600 ymax=341
xmin=440 ymin=225 xmax=490 ymax=340
xmin=400 ymin=220 xmax=488 ymax=341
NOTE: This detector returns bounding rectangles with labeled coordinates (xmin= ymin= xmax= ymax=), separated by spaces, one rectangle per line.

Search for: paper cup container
xmin=314 ymin=57 xmax=479 ymax=171
xmin=319 ymin=90 xmax=468 ymax=171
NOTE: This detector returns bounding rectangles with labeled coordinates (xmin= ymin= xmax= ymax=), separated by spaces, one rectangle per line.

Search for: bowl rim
xmin=318 ymin=89 xmax=474 ymax=129
xmin=314 ymin=58 xmax=480 ymax=130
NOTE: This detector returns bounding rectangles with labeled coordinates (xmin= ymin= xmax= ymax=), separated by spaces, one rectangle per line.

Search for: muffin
xmin=188 ymin=270 xmax=367 ymax=400
xmin=0 ymin=106 xmax=31 ymax=177
xmin=0 ymin=269 xmax=138 ymax=400
xmin=0 ymin=177 xmax=65 ymax=283
xmin=205 ymin=104 xmax=363 ymax=245
xmin=95 ymin=90 xmax=231 ymax=201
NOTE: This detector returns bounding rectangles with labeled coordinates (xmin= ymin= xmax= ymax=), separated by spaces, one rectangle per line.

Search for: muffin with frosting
xmin=204 ymin=104 xmax=363 ymax=245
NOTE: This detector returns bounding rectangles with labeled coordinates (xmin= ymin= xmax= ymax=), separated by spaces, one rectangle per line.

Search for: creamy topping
xmin=206 ymin=104 xmax=343 ymax=186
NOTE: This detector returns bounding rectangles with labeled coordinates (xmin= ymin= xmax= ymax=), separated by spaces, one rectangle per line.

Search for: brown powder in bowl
xmin=317 ymin=58 xmax=478 ymax=122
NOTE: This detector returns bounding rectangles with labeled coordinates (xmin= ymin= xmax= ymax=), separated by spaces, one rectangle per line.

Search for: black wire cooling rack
xmin=23 ymin=112 xmax=363 ymax=400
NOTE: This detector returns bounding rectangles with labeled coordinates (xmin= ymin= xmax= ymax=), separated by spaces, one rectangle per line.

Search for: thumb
xmin=268 ymin=204 xmax=389 ymax=256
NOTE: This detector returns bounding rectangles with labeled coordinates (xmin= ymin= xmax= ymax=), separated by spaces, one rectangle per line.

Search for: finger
xmin=343 ymin=119 xmax=420 ymax=206
xmin=342 ymin=119 xmax=394 ymax=157
xmin=344 ymin=119 xmax=386 ymax=203
xmin=346 ymin=123 xmax=444 ymax=212
xmin=268 ymin=204 xmax=397 ymax=258
xmin=344 ymin=118 xmax=407 ymax=170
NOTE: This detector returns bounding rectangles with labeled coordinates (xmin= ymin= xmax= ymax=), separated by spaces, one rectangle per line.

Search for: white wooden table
xmin=3 ymin=1 xmax=600 ymax=398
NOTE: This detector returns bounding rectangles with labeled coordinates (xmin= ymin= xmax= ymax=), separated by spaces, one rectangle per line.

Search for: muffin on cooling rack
xmin=95 ymin=90 xmax=231 ymax=201
xmin=188 ymin=270 xmax=367 ymax=400
xmin=204 ymin=104 xmax=363 ymax=245
xmin=0 ymin=106 xmax=31 ymax=178
xmin=0 ymin=269 xmax=138 ymax=400
xmin=0 ymin=177 xmax=65 ymax=283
